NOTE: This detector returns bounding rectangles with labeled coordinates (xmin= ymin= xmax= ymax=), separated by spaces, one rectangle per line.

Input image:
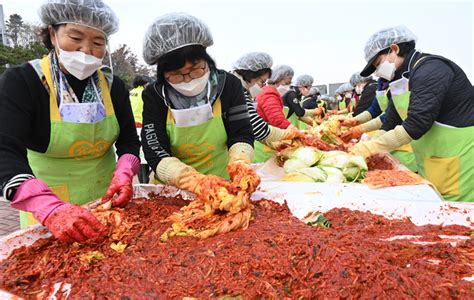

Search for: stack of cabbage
xmin=282 ymin=147 xmax=367 ymax=183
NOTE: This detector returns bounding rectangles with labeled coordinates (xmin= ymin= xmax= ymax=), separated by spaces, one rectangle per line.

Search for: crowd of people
xmin=0 ymin=0 xmax=472 ymax=243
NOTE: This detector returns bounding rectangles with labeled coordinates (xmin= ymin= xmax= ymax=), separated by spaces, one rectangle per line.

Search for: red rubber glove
xmin=11 ymin=179 xmax=106 ymax=243
xmin=340 ymin=118 xmax=359 ymax=127
xmin=341 ymin=126 xmax=363 ymax=143
xmin=44 ymin=203 xmax=106 ymax=243
xmin=102 ymin=154 xmax=140 ymax=207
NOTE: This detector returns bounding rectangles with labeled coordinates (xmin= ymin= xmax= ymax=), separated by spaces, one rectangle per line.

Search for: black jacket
xmin=0 ymin=62 xmax=140 ymax=200
xmin=353 ymin=80 xmax=376 ymax=116
xmin=282 ymin=88 xmax=305 ymax=118
xmin=141 ymin=69 xmax=254 ymax=171
xmin=381 ymin=49 xmax=474 ymax=139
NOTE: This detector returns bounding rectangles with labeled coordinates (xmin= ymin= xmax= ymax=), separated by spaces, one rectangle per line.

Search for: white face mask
xmin=168 ymin=70 xmax=210 ymax=97
xmin=336 ymin=95 xmax=343 ymax=101
xmin=355 ymin=85 xmax=364 ymax=95
xmin=277 ymin=84 xmax=290 ymax=96
xmin=344 ymin=92 xmax=352 ymax=98
xmin=249 ymin=84 xmax=263 ymax=98
xmin=55 ymin=37 xmax=104 ymax=80
xmin=375 ymin=51 xmax=397 ymax=81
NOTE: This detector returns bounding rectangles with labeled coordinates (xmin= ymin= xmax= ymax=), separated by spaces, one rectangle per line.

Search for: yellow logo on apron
xmin=68 ymin=139 xmax=113 ymax=160
xmin=178 ymin=143 xmax=216 ymax=168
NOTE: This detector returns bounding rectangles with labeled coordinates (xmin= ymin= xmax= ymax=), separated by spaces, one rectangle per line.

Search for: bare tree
xmin=5 ymin=14 xmax=24 ymax=47
xmin=111 ymin=44 xmax=153 ymax=89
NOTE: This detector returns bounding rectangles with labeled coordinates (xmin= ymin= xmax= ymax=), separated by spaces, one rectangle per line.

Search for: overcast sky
xmin=1 ymin=0 xmax=473 ymax=85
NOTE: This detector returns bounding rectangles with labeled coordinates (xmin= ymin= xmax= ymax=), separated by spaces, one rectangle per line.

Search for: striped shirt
xmin=243 ymin=90 xmax=270 ymax=141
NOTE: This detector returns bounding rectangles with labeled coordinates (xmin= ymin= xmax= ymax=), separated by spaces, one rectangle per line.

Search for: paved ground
xmin=0 ymin=199 xmax=20 ymax=237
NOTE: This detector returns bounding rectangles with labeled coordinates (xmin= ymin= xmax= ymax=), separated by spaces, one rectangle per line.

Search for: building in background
xmin=328 ymin=82 xmax=346 ymax=95
xmin=313 ymin=84 xmax=327 ymax=94
xmin=0 ymin=5 xmax=5 ymax=45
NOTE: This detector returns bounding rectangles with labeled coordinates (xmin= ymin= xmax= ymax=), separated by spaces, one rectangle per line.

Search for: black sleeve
xmin=220 ymin=73 xmax=255 ymax=148
xmin=0 ymin=67 xmax=39 ymax=199
xmin=381 ymin=100 xmax=403 ymax=131
xmin=402 ymin=60 xmax=454 ymax=139
xmin=110 ymin=76 xmax=140 ymax=158
xmin=284 ymin=90 xmax=306 ymax=117
xmin=141 ymin=83 xmax=171 ymax=171
xmin=353 ymin=83 xmax=376 ymax=116
xmin=367 ymin=97 xmax=382 ymax=118
xmin=244 ymin=89 xmax=270 ymax=141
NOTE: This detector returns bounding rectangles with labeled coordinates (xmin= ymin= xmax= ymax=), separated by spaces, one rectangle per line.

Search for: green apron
xmin=166 ymin=98 xmax=229 ymax=179
xmin=391 ymin=57 xmax=474 ymax=201
xmin=411 ymin=123 xmax=474 ymax=201
xmin=284 ymin=106 xmax=308 ymax=130
xmin=348 ymin=97 xmax=356 ymax=112
xmin=253 ymin=141 xmax=274 ymax=163
xmin=22 ymin=56 xmax=120 ymax=227
xmin=338 ymin=99 xmax=346 ymax=111
xmin=375 ymin=87 xmax=417 ymax=172
xmin=375 ymin=88 xmax=390 ymax=113
xmin=130 ymin=86 xmax=144 ymax=125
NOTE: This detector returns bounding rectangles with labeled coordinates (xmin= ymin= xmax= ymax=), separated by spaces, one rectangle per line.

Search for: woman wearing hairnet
xmin=336 ymin=82 xmax=356 ymax=113
xmin=350 ymin=73 xmax=377 ymax=116
xmin=141 ymin=13 xmax=255 ymax=193
xmin=351 ymin=25 xmax=474 ymax=201
xmin=340 ymin=74 xmax=418 ymax=172
xmin=0 ymin=0 xmax=141 ymax=242
xmin=256 ymin=65 xmax=295 ymax=129
xmin=257 ymin=67 xmax=320 ymax=129
xmin=333 ymin=89 xmax=343 ymax=111
xmin=302 ymin=87 xmax=322 ymax=109
xmin=282 ymin=75 xmax=323 ymax=129
xmin=340 ymin=73 xmax=383 ymax=140
xmin=232 ymin=52 xmax=302 ymax=162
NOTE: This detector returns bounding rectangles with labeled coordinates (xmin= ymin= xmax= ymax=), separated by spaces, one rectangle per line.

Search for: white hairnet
xmin=143 ymin=12 xmax=213 ymax=65
xmin=364 ymin=25 xmax=417 ymax=63
xmin=232 ymin=52 xmax=273 ymax=71
xmin=350 ymin=72 xmax=373 ymax=86
xmin=320 ymin=94 xmax=331 ymax=101
xmin=39 ymin=0 xmax=119 ymax=36
xmin=342 ymin=82 xmax=354 ymax=93
xmin=335 ymin=82 xmax=353 ymax=94
xmin=309 ymin=86 xmax=320 ymax=96
xmin=294 ymin=75 xmax=314 ymax=87
xmin=268 ymin=65 xmax=294 ymax=83
xmin=309 ymin=86 xmax=321 ymax=96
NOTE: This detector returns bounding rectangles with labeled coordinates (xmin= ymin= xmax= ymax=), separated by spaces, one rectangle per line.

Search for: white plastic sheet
xmin=252 ymin=181 xmax=471 ymax=227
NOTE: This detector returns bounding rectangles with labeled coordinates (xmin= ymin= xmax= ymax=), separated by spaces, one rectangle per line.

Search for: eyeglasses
xmin=165 ymin=64 xmax=208 ymax=84
xmin=258 ymin=77 xmax=267 ymax=87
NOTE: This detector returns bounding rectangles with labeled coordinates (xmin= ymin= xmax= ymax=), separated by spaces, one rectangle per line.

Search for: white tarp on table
xmin=252 ymin=181 xmax=471 ymax=227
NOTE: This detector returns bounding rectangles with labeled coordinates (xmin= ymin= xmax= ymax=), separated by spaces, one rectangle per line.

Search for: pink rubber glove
xmin=44 ymin=204 xmax=106 ymax=243
xmin=11 ymin=179 xmax=106 ymax=243
xmin=101 ymin=154 xmax=140 ymax=207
